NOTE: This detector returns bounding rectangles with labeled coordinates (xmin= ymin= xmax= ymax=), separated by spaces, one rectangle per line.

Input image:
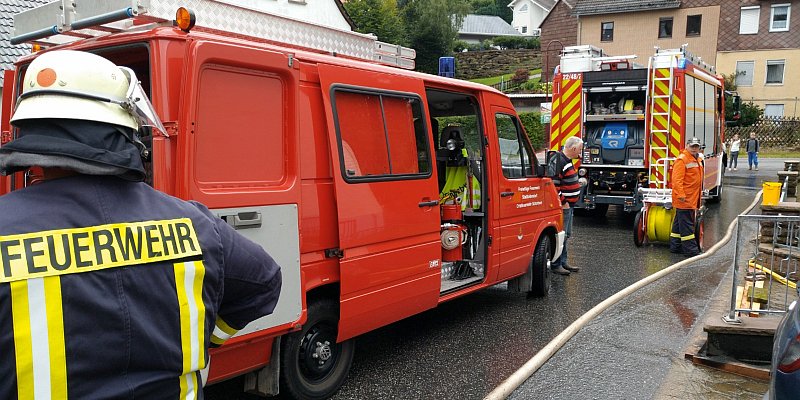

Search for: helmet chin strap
xmin=114 ymin=126 xmax=150 ymax=160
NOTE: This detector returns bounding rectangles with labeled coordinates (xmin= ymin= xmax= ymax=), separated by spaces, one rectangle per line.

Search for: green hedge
xmin=436 ymin=112 xmax=546 ymax=150
xmin=519 ymin=111 xmax=545 ymax=150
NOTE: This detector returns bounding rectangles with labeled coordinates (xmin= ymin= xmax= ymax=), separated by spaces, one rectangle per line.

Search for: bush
xmin=518 ymin=111 xmax=545 ymax=149
xmin=740 ymin=101 xmax=763 ymax=127
xmin=511 ymin=68 xmax=529 ymax=85
xmin=452 ymin=40 xmax=470 ymax=53
xmin=491 ymin=36 xmax=540 ymax=50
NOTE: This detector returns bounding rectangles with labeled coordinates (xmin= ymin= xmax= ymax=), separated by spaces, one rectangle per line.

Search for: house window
xmin=519 ymin=4 xmax=529 ymax=12
xmin=686 ymin=15 xmax=702 ymax=36
xmin=740 ymin=6 xmax=760 ymax=34
xmin=601 ymin=22 xmax=614 ymax=41
xmin=658 ymin=17 xmax=673 ymax=38
xmin=735 ymin=61 xmax=755 ymax=86
xmin=766 ymin=60 xmax=785 ymax=84
xmin=522 ymin=26 xmax=528 ymax=33
xmin=765 ymin=104 xmax=785 ymax=117
xmin=770 ymin=4 xmax=791 ymax=32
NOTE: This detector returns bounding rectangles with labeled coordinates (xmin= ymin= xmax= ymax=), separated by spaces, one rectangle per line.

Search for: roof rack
xmin=652 ymin=44 xmax=716 ymax=75
xmin=12 ymin=0 xmax=416 ymax=69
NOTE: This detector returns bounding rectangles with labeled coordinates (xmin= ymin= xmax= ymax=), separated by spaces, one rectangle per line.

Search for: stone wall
xmin=454 ymin=49 xmax=541 ymax=80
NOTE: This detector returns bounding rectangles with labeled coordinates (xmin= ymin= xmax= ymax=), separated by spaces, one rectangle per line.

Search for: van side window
xmin=333 ymin=88 xmax=431 ymax=180
xmin=496 ymin=113 xmax=536 ymax=178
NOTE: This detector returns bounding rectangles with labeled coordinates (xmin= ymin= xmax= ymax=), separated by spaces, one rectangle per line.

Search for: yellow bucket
xmin=762 ymin=182 xmax=782 ymax=206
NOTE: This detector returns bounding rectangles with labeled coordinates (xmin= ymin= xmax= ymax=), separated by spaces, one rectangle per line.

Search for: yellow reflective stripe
xmin=10 ymin=277 xmax=67 ymax=400
xmin=44 ymin=277 xmax=67 ymax=399
xmin=11 ymin=280 xmax=34 ymax=399
xmin=681 ymin=234 xmax=696 ymax=241
xmin=0 ymin=218 xmax=202 ymax=283
xmin=211 ymin=317 xmax=238 ymax=346
xmin=174 ymin=261 xmax=207 ymax=378
xmin=670 ymin=233 xmax=681 ymax=238
xmin=178 ymin=372 xmax=199 ymax=400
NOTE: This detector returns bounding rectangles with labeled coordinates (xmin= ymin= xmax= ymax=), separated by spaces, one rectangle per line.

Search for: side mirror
xmin=535 ymin=163 xmax=545 ymax=177
xmin=545 ymin=150 xmax=559 ymax=177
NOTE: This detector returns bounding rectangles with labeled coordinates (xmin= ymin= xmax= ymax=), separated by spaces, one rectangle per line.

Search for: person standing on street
xmin=549 ymin=136 xmax=584 ymax=275
xmin=0 ymin=50 xmax=282 ymax=399
xmin=728 ymin=133 xmax=740 ymax=171
xmin=746 ymin=132 xmax=759 ymax=171
xmin=670 ymin=137 xmax=704 ymax=257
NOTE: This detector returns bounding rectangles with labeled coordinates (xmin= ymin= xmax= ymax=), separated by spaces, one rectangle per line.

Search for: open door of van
xmin=317 ymin=64 xmax=441 ymax=341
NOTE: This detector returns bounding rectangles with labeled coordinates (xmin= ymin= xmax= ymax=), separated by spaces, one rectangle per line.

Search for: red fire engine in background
xmin=548 ymin=45 xmax=728 ymax=247
xmin=1 ymin=1 xmax=565 ymax=399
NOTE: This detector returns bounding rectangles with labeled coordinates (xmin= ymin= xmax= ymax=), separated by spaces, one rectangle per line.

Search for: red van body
xmin=1 ymin=6 xmax=565 ymax=399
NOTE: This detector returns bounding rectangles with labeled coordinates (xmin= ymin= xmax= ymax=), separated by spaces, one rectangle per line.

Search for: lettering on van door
xmin=515 ymin=185 xmax=543 ymax=208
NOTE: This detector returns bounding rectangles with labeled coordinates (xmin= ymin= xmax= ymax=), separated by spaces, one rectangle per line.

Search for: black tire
xmin=529 ymin=235 xmax=552 ymax=297
xmin=280 ymin=298 xmax=355 ymax=400
xmin=633 ymin=209 xmax=646 ymax=247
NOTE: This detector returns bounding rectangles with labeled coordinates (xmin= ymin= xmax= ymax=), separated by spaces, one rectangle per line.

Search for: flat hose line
xmin=483 ymin=190 xmax=764 ymax=400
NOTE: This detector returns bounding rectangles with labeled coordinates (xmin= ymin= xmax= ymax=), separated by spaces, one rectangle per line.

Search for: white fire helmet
xmin=10 ymin=50 xmax=164 ymax=133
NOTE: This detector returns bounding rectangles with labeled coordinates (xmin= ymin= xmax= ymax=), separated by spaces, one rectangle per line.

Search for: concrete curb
xmin=484 ymin=191 xmax=765 ymax=400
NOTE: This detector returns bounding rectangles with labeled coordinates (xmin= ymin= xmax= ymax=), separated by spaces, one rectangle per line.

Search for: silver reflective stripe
xmin=27 ymin=278 xmax=52 ymax=400
xmin=183 ymin=261 xmax=201 ymax=372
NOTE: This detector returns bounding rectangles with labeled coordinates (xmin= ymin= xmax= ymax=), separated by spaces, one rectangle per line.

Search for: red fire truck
xmin=548 ymin=45 xmax=726 ymax=229
xmin=1 ymin=1 xmax=564 ymax=398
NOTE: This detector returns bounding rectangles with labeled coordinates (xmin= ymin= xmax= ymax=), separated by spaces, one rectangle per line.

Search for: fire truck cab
xmin=549 ymin=45 xmax=726 ymax=217
xmin=1 ymin=1 xmax=565 ymax=399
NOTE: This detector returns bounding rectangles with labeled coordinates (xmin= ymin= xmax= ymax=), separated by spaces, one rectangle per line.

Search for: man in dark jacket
xmin=550 ymin=136 xmax=584 ymax=276
xmin=746 ymin=132 xmax=759 ymax=171
xmin=0 ymin=50 xmax=282 ymax=399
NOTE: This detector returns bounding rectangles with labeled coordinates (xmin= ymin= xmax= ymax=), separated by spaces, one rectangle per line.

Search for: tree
xmin=470 ymin=0 xmax=513 ymax=24
xmin=400 ymin=0 xmax=471 ymax=74
xmin=344 ymin=0 xmax=408 ymax=46
xmin=722 ymin=72 xmax=762 ymax=126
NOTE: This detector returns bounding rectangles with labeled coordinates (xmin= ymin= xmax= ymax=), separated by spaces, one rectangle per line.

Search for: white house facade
xmin=508 ymin=0 xmax=556 ymax=36
xmin=216 ymin=0 xmax=354 ymax=31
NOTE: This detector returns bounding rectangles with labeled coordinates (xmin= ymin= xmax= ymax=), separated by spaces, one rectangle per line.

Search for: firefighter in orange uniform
xmin=670 ymin=137 xmax=703 ymax=256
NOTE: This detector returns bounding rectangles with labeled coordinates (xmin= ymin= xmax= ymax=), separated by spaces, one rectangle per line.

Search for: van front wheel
xmin=280 ymin=298 xmax=354 ymax=400
xmin=529 ymin=235 xmax=552 ymax=297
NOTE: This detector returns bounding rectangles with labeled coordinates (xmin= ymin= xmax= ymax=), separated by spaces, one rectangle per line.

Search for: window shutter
xmin=740 ymin=7 xmax=760 ymax=34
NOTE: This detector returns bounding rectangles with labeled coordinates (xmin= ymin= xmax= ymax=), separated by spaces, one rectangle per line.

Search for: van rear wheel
xmin=529 ymin=235 xmax=552 ymax=297
xmin=280 ymin=298 xmax=354 ymax=400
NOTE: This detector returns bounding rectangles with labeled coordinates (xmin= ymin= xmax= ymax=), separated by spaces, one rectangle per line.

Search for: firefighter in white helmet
xmin=0 ymin=50 xmax=282 ymax=399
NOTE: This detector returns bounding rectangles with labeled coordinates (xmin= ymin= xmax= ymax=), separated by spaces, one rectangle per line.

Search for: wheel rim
xmin=636 ymin=214 xmax=645 ymax=244
xmin=697 ymin=220 xmax=704 ymax=251
xmin=298 ymin=322 xmax=340 ymax=383
xmin=545 ymin=245 xmax=551 ymax=287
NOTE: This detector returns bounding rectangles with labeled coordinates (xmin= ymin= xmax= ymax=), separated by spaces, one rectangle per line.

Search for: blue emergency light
xmin=439 ymin=57 xmax=455 ymax=78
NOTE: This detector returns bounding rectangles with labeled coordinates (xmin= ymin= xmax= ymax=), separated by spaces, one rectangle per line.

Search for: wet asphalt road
xmin=207 ymin=159 xmax=781 ymax=400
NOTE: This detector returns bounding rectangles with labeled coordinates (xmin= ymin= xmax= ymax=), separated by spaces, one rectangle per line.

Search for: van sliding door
xmin=317 ymin=64 xmax=440 ymax=341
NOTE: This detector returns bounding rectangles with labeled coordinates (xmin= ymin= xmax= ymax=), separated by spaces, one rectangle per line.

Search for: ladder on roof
xmin=11 ymin=0 xmax=416 ymax=69
xmin=646 ymin=51 xmax=677 ymax=191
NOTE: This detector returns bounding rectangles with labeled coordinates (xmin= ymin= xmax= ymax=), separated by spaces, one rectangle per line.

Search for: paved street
xmin=208 ymin=159 xmax=784 ymax=399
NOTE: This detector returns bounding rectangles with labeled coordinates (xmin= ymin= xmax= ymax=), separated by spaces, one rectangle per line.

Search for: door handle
xmin=233 ymin=211 xmax=262 ymax=229
xmin=418 ymin=200 xmax=439 ymax=207
xmin=500 ymin=191 xmax=515 ymax=197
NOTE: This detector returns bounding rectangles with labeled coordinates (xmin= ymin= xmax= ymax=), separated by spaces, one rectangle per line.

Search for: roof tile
xmin=572 ymin=0 xmax=680 ymax=16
